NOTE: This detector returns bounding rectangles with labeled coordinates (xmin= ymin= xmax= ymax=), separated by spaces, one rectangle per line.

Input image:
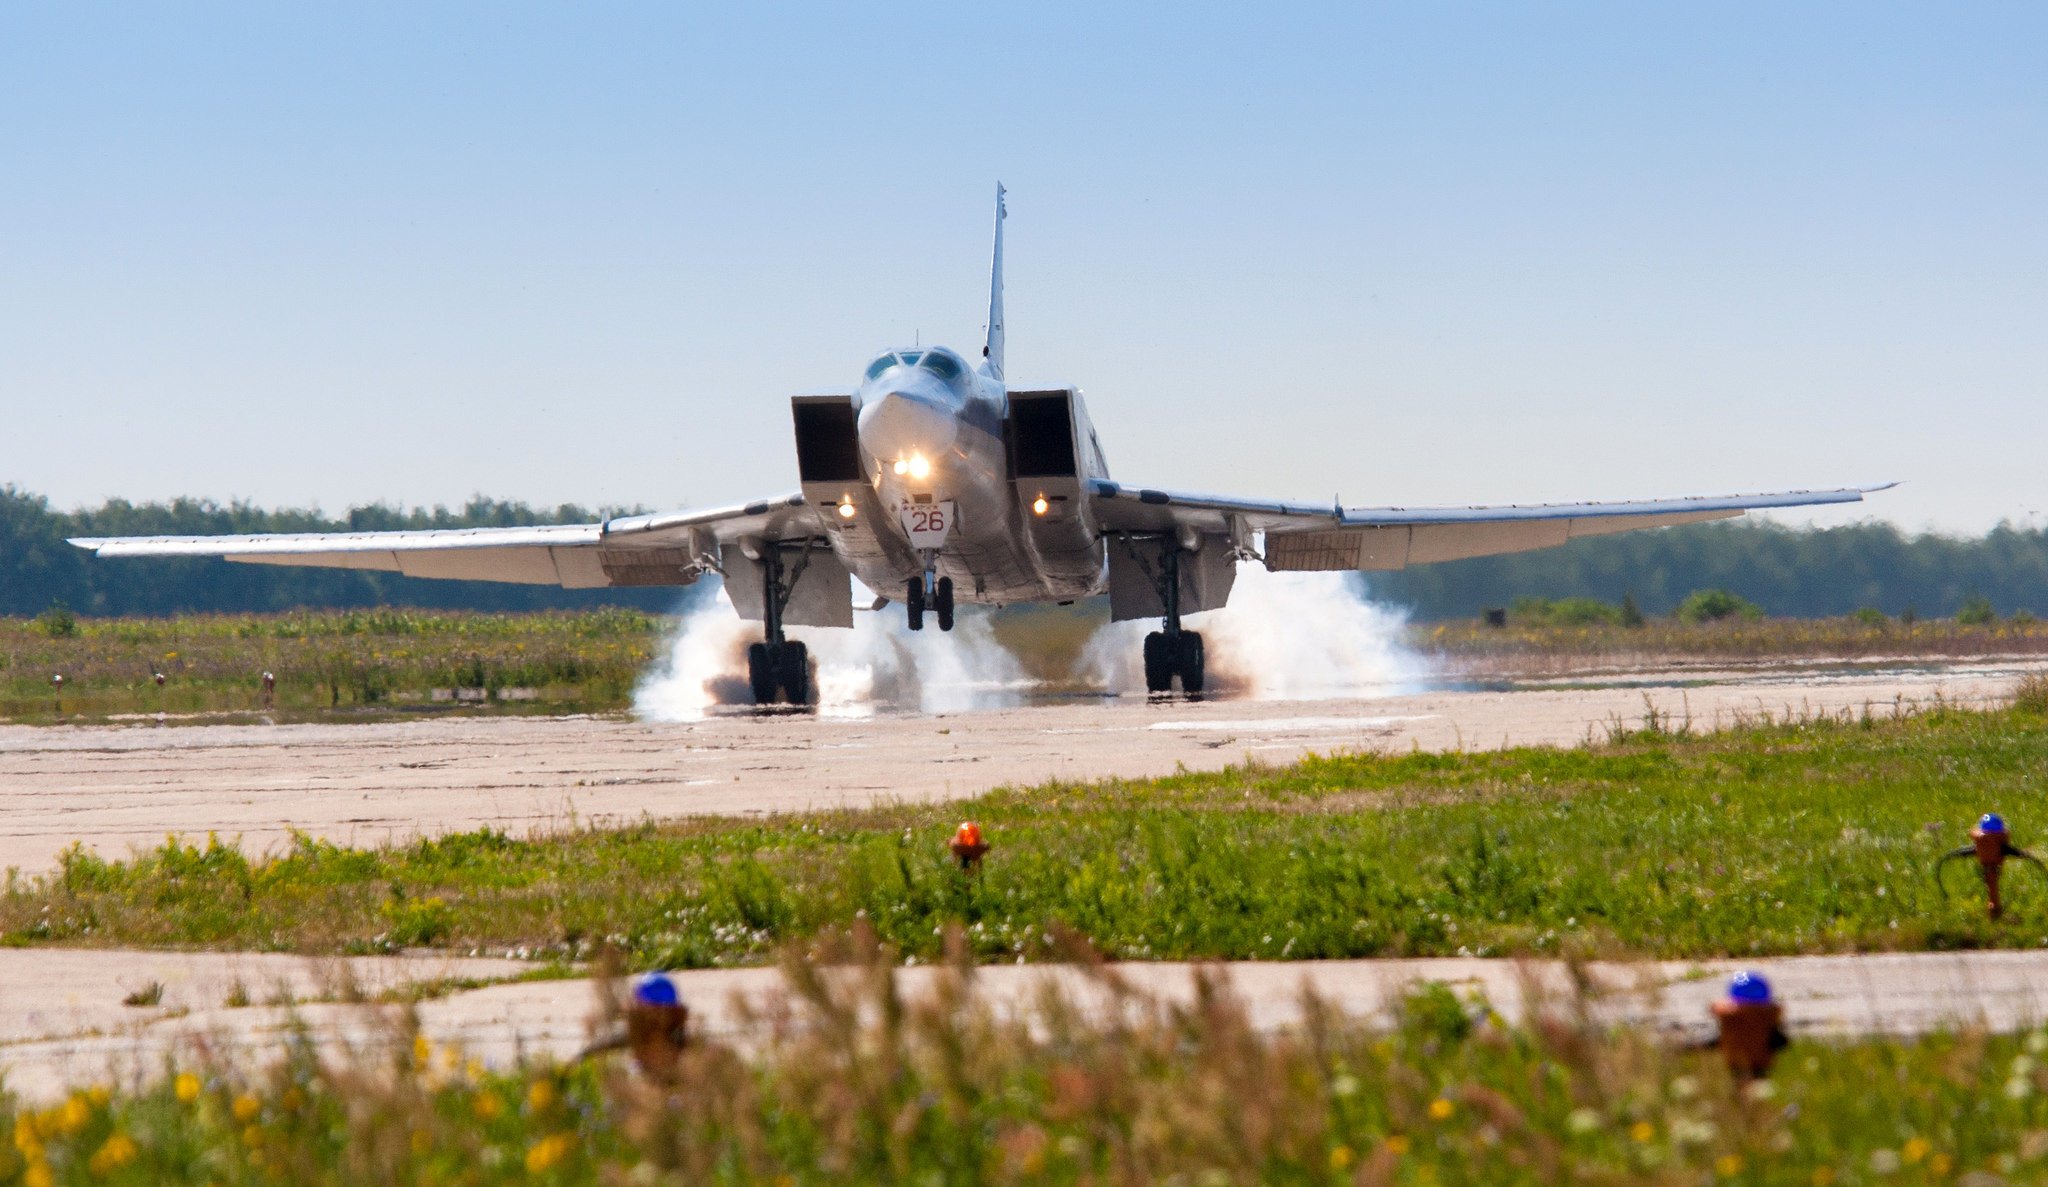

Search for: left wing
xmin=1087 ymin=481 xmax=1894 ymax=571
xmin=69 ymin=492 xmax=824 ymax=588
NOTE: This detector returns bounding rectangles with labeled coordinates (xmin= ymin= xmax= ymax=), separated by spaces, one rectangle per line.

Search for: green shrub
xmin=1675 ymin=588 xmax=1762 ymax=624
xmin=31 ymin=601 xmax=77 ymax=638
xmin=1852 ymin=606 xmax=1888 ymax=627
xmin=1957 ymin=595 xmax=1997 ymax=626
xmin=1508 ymin=596 xmax=1622 ymax=627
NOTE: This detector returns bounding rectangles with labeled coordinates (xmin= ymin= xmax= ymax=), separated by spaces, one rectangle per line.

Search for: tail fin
xmin=982 ymin=183 xmax=1006 ymax=380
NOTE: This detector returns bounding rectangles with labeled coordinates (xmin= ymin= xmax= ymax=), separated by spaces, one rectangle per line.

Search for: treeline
xmin=0 ymin=486 xmax=693 ymax=616
xmin=1371 ymin=519 xmax=2048 ymax=621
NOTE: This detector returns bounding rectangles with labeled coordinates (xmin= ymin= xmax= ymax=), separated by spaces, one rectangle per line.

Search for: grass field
xmin=8 ymin=942 xmax=2048 ymax=1185
xmin=8 ymin=684 xmax=2047 ymax=967
xmin=6 ymin=606 xmax=2045 ymax=722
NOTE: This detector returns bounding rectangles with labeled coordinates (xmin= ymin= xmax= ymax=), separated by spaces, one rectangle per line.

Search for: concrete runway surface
xmin=0 ymin=660 xmax=2032 ymax=876
xmin=8 ymin=948 xmax=2048 ymax=1100
xmin=0 ymin=659 xmax=2039 ymax=1095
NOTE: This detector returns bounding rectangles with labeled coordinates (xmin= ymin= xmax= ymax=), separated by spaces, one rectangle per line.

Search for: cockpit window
xmin=919 ymin=350 xmax=963 ymax=381
xmin=863 ymin=355 xmax=898 ymax=381
xmin=897 ymin=351 xmax=924 ymax=367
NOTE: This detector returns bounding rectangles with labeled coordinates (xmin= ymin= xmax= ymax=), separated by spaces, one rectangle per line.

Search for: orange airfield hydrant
xmin=1937 ymin=813 xmax=2046 ymax=920
xmin=949 ymin=821 xmax=989 ymax=871
xmin=1711 ymin=971 xmax=1788 ymax=1079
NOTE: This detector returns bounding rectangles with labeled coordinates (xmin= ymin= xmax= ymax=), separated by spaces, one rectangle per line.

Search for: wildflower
xmin=56 ymin=1095 xmax=90 ymax=1135
xmin=474 ymin=1092 xmax=504 ymax=1121
xmin=525 ymin=1132 xmax=575 ymax=1174
xmin=174 ymin=1073 xmax=201 ymax=1103
xmin=232 ymin=1093 xmax=262 ymax=1122
xmin=1567 ymin=1107 xmax=1601 ymax=1134
xmin=527 ymin=1079 xmax=556 ymax=1112
xmin=1868 ymin=1148 xmax=1900 ymax=1173
xmin=24 ymin=1162 xmax=51 ymax=1187
xmin=1328 ymin=1144 xmax=1355 ymax=1170
xmin=242 ymin=1124 xmax=265 ymax=1149
xmin=88 ymin=1133 xmax=138 ymax=1175
xmin=1330 ymin=1073 xmax=1360 ymax=1098
xmin=1902 ymin=1138 xmax=1931 ymax=1165
xmin=2008 ymin=1077 xmax=2033 ymax=1100
xmin=413 ymin=1034 xmax=432 ymax=1067
xmin=86 ymin=1086 xmax=109 ymax=1107
xmin=1630 ymin=1121 xmax=1655 ymax=1144
xmin=411 ymin=1128 xmax=433 ymax=1156
xmin=1716 ymin=1153 xmax=1745 ymax=1177
xmin=1929 ymin=1153 xmax=1952 ymax=1175
xmin=1385 ymin=1135 xmax=1411 ymax=1156
xmin=1428 ymin=1097 xmax=1455 ymax=1121
xmin=1811 ymin=1169 xmax=1836 ymax=1186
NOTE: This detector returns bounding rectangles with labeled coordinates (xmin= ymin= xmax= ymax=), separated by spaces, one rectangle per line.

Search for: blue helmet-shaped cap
xmin=634 ymin=972 xmax=681 ymax=1008
xmin=1728 ymin=971 xmax=1773 ymax=1004
xmin=1980 ymin=813 xmax=2009 ymax=834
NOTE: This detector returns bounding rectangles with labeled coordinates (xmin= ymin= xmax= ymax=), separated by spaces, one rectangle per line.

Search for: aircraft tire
xmin=747 ymin=643 xmax=779 ymax=705
xmin=936 ymin=577 xmax=955 ymax=632
xmin=1142 ymin=632 xmax=1173 ymax=693
xmin=906 ymin=578 xmax=926 ymax=631
xmin=778 ymin=641 xmax=811 ymax=705
xmin=1177 ymin=631 xmax=1205 ymax=694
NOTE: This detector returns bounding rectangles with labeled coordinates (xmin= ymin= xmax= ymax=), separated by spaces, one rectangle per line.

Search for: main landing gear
xmin=905 ymin=568 xmax=954 ymax=632
xmin=747 ymin=544 xmax=813 ymax=705
xmin=1140 ymin=545 xmax=1205 ymax=695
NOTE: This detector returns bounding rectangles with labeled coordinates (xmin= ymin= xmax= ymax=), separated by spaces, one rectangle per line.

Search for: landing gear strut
xmin=746 ymin=544 xmax=812 ymax=705
xmin=1140 ymin=544 xmax=1205 ymax=695
xmin=905 ymin=567 xmax=954 ymax=633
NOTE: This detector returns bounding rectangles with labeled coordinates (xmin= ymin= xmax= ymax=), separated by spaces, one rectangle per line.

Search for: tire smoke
xmin=1078 ymin=566 xmax=1424 ymax=699
xmin=633 ymin=585 xmax=1031 ymax=721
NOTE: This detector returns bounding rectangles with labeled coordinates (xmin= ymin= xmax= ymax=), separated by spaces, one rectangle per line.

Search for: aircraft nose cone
xmin=858 ymin=385 xmax=959 ymax=464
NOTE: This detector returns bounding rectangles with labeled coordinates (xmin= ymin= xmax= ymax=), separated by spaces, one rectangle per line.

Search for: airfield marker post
xmin=261 ymin=671 xmax=275 ymax=710
xmin=625 ymin=973 xmax=689 ymax=1082
xmin=1711 ymin=971 xmax=1787 ymax=1080
xmin=950 ymin=821 xmax=989 ymax=871
xmin=1936 ymin=813 xmax=2045 ymax=920
xmin=50 ymin=673 xmax=62 ymax=716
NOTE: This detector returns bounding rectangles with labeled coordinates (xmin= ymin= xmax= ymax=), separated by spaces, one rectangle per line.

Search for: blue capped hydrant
xmin=1711 ymin=971 xmax=1787 ymax=1079
xmin=583 ymin=972 xmax=689 ymax=1081
xmin=1936 ymin=813 xmax=2046 ymax=920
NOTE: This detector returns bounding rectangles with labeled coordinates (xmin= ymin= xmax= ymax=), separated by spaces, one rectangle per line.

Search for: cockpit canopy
xmin=861 ymin=347 xmax=969 ymax=385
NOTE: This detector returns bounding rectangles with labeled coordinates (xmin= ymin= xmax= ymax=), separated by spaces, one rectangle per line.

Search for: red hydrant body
xmin=949 ymin=821 xmax=989 ymax=871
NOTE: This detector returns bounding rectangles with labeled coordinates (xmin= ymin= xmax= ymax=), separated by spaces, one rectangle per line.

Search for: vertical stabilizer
xmin=983 ymin=183 xmax=1006 ymax=380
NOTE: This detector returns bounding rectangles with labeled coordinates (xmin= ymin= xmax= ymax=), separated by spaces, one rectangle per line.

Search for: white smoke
xmin=1079 ymin=567 xmax=1424 ymax=700
xmin=634 ymin=584 xmax=1032 ymax=721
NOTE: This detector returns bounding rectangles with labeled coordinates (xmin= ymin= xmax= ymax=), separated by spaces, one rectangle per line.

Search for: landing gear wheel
xmin=935 ymin=577 xmax=955 ymax=632
xmin=1142 ymin=632 xmax=1173 ymax=694
xmin=747 ymin=643 xmax=778 ymax=705
xmin=906 ymin=577 xmax=926 ymax=631
xmin=1177 ymin=631 xmax=1205 ymax=694
xmin=778 ymin=641 xmax=811 ymax=705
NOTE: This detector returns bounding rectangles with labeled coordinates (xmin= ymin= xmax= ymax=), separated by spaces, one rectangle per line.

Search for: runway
xmin=0 ymin=659 xmax=2032 ymax=876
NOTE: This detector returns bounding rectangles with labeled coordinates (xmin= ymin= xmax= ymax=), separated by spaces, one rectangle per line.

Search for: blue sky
xmin=3 ymin=4 xmax=2042 ymax=532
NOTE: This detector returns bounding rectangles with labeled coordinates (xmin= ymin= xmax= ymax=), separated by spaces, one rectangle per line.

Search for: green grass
xmin=0 ymin=609 xmax=662 ymax=721
xmin=9 ymin=944 xmax=2048 ymax=1185
xmin=8 ymin=697 xmax=2048 ymax=967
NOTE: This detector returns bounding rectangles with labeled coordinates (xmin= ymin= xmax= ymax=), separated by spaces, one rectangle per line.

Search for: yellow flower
xmin=1385 ymin=1135 xmax=1411 ymax=1156
xmin=14 ymin=1114 xmax=42 ymax=1158
xmin=24 ymin=1162 xmax=51 ymax=1187
xmin=1929 ymin=1153 xmax=1952 ymax=1176
xmin=410 ymin=1128 xmax=433 ymax=1156
xmin=57 ymin=1095 xmax=91 ymax=1135
xmin=1811 ymin=1168 xmax=1837 ymax=1186
xmin=88 ymin=1133 xmax=138 ymax=1175
xmin=1428 ymin=1097 xmax=1455 ymax=1122
xmin=527 ymin=1079 xmax=556 ymax=1112
xmin=413 ymin=1034 xmax=432 ymax=1067
xmin=1903 ymin=1137 xmax=1931 ymax=1165
xmin=525 ymin=1132 xmax=575 ymax=1174
xmin=232 ymin=1093 xmax=262 ymax=1123
xmin=1330 ymin=1145 xmax=1355 ymax=1170
xmin=86 ymin=1086 xmax=110 ymax=1107
xmin=473 ymin=1093 xmax=503 ymax=1121
xmin=1717 ymin=1153 xmax=1745 ymax=1177
xmin=175 ymin=1073 xmax=202 ymax=1103
xmin=1630 ymin=1121 xmax=1656 ymax=1144
xmin=242 ymin=1124 xmax=265 ymax=1149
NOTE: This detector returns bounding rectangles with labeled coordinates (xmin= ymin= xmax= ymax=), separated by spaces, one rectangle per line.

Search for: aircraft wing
xmin=68 ymin=492 xmax=824 ymax=588
xmin=1087 ymin=481 xmax=1894 ymax=572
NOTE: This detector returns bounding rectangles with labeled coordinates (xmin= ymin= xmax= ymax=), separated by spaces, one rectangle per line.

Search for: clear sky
xmin=3 ymin=4 xmax=2042 ymax=533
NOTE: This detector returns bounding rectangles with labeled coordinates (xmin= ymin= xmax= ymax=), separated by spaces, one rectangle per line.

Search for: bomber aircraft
xmin=73 ymin=188 xmax=1889 ymax=704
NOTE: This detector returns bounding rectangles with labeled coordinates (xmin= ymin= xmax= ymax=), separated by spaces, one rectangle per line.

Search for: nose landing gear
xmin=1139 ymin=544 xmax=1204 ymax=695
xmin=905 ymin=569 xmax=955 ymax=632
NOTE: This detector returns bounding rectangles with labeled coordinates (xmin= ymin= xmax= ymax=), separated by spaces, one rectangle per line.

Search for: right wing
xmin=69 ymin=493 xmax=825 ymax=589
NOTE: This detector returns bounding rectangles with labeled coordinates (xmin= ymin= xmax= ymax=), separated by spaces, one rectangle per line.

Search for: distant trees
xmin=0 ymin=486 xmax=695 ymax=617
xmin=1371 ymin=519 xmax=2048 ymax=622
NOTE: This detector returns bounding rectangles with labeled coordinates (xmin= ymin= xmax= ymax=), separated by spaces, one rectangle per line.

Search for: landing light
xmin=892 ymin=459 xmax=909 ymax=476
xmin=1032 ymin=494 xmax=1049 ymax=516
xmin=906 ymin=454 xmax=931 ymax=481
xmin=836 ymin=500 xmax=857 ymax=520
